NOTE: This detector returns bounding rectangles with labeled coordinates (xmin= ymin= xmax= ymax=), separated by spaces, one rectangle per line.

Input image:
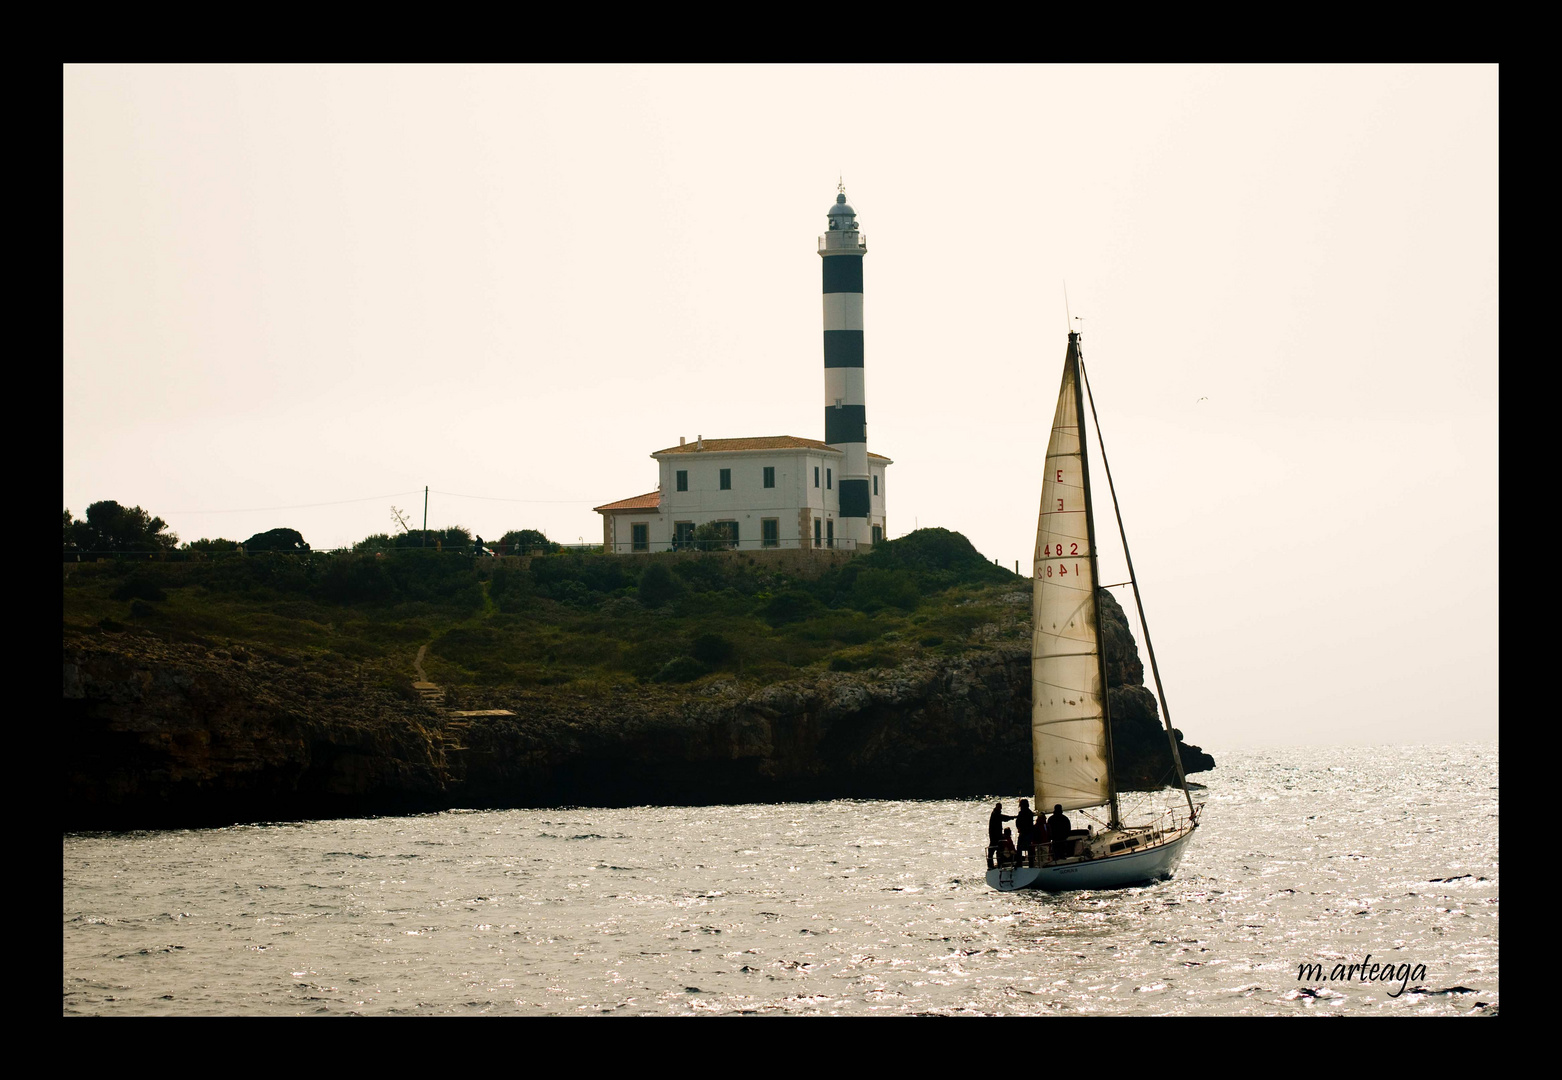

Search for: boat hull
xmin=985 ymin=824 xmax=1196 ymax=892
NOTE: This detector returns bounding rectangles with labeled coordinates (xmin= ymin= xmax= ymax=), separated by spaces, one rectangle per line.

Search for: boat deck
xmin=990 ymin=818 xmax=1196 ymax=872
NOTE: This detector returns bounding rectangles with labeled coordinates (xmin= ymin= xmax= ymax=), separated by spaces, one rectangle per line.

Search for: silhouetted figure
xmin=1048 ymin=804 xmax=1072 ymax=861
xmin=987 ymin=802 xmax=1016 ymax=868
xmin=1015 ymin=799 xmax=1036 ymax=868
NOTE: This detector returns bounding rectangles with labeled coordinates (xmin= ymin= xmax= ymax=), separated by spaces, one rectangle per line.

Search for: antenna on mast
xmin=1063 ymin=281 xmax=1085 ymax=338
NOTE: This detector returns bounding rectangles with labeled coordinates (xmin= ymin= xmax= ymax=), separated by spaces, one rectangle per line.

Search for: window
xmin=631 ymin=523 xmax=648 ymax=553
xmin=826 ymin=520 xmax=834 ymax=548
xmin=676 ymin=470 xmax=688 ymax=492
xmin=873 ymin=474 xmax=878 ymax=496
xmin=814 ymin=466 xmax=819 ymax=488
xmin=827 ymin=468 xmax=832 ymax=490
xmin=762 ymin=518 xmax=779 ymax=547
xmin=719 ymin=468 xmax=731 ymax=490
xmin=814 ymin=519 xmax=822 ymax=548
xmin=872 ymin=525 xmax=883 ymax=545
xmin=673 ymin=522 xmax=694 ymax=550
xmin=763 ymin=466 xmax=775 ymax=489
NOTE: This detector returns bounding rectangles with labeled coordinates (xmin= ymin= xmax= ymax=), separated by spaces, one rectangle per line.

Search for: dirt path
xmin=412 ymin=644 xmax=444 ymax=707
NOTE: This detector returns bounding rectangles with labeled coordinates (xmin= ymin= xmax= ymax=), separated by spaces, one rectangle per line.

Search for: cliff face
xmin=63 ymin=588 xmax=1214 ymax=830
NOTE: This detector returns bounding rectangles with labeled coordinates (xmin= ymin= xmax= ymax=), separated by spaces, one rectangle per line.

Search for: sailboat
xmin=987 ymin=331 xmax=1202 ymax=892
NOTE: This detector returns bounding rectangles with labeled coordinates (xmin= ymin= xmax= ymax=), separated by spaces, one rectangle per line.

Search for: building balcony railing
xmin=818 ymin=233 xmax=868 ymax=254
xmin=612 ymin=536 xmax=860 ymax=555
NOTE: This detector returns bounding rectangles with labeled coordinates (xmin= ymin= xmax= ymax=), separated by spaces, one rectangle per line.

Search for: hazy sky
xmin=63 ymin=65 xmax=1498 ymax=750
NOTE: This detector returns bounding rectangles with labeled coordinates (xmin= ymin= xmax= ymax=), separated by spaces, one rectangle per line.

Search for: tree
xmin=393 ymin=526 xmax=472 ymax=551
xmin=692 ymin=521 xmax=735 ymax=551
xmin=352 ymin=532 xmax=398 ymax=555
xmin=500 ymin=528 xmax=558 ymax=555
xmin=181 ymin=537 xmax=241 ymax=555
xmin=243 ymin=528 xmax=310 ymax=552
xmin=354 ymin=527 xmax=474 ymax=552
xmin=66 ymin=501 xmax=178 ymax=553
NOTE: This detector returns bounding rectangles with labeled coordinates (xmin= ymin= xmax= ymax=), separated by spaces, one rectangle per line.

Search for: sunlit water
xmin=63 ymin=744 xmax=1497 ymax=1016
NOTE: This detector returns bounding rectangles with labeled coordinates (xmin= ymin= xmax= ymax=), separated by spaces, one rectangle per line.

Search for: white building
xmin=594 ymin=435 xmax=891 ymax=553
xmin=595 ymin=186 xmax=891 ymax=554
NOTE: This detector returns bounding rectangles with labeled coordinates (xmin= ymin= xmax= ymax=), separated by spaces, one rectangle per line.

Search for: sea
xmin=63 ymin=743 xmax=1497 ymax=1016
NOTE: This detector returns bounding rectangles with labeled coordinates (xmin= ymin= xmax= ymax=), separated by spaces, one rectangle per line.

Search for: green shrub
xmin=111 ymin=575 xmax=166 ymax=602
xmin=848 ymin=567 xmax=921 ymax=612
xmin=690 ymin=632 xmax=733 ymax=666
xmin=760 ymin=589 xmax=821 ymax=626
xmin=652 ymin=655 xmax=706 ymax=683
xmin=638 ymin=562 xmax=683 ymax=608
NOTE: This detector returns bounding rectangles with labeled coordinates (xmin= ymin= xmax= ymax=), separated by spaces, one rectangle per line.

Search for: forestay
xmin=1032 ymin=345 xmax=1111 ymax=812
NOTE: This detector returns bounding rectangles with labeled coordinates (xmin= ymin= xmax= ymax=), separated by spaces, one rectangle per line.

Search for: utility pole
xmin=423 ymin=486 xmax=428 ymax=548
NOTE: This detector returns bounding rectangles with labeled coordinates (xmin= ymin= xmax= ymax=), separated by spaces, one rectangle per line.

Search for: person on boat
xmin=987 ymin=802 xmax=1015 ymax=868
xmin=1015 ymin=800 xmax=1036 ymax=867
xmin=1000 ymin=828 xmax=1017 ymax=864
xmin=1048 ymin=804 xmax=1072 ymax=861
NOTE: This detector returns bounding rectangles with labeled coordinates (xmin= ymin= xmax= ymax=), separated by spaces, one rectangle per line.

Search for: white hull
xmin=985 ymin=823 xmax=1196 ymax=892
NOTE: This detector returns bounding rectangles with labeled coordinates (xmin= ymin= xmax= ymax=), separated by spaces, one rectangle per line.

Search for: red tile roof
xmin=593 ymin=491 xmax=661 ymax=513
xmin=653 ymin=435 xmax=891 ymax=460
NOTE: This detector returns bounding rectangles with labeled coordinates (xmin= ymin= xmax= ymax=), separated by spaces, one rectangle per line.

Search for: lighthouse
xmin=820 ymin=183 xmax=873 ymax=547
xmin=593 ymin=183 xmax=891 ymax=554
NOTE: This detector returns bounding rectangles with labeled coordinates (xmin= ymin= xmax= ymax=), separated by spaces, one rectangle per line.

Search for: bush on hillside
xmin=638 ymin=562 xmax=683 ymax=607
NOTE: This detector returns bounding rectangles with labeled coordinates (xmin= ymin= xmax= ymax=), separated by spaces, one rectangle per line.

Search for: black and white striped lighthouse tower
xmin=820 ymin=183 xmax=872 ymax=547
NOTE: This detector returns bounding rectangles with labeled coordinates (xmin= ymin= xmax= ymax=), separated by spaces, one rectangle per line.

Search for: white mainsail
xmin=1032 ymin=346 xmax=1111 ymax=812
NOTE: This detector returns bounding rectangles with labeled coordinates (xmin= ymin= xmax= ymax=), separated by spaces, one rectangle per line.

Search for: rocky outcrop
xmin=63 ymin=632 xmax=452 ymax=830
xmin=63 ymin=599 xmax=1214 ymax=830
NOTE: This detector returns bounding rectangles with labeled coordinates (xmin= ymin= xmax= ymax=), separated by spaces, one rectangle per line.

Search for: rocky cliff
xmin=62 ymin=586 xmax=1213 ymax=830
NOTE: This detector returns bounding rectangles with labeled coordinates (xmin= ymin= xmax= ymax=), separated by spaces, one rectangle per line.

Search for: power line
xmin=429 ymin=489 xmax=595 ymax=504
xmin=161 ymin=487 xmax=598 ymax=516
xmin=164 ymin=490 xmax=427 ymax=515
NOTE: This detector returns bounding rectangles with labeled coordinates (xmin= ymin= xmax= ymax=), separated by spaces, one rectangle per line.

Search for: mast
xmin=1070 ymin=332 xmax=1120 ymax=830
xmin=1078 ymin=350 xmax=1198 ymax=821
